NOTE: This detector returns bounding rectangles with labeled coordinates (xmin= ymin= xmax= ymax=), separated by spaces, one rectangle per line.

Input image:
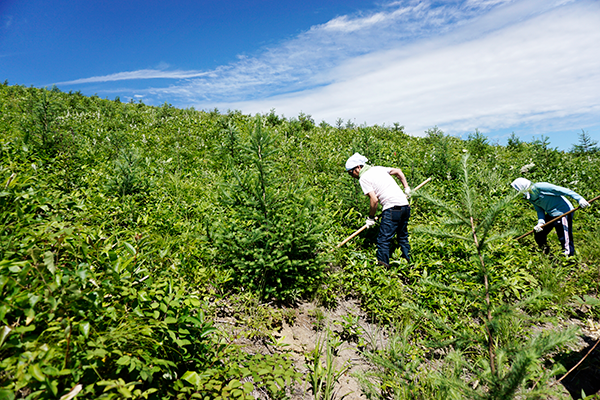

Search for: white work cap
xmin=511 ymin=177 xmax=532 ymax=199
xmin=345 ymin=153 xmax=368 ymax=171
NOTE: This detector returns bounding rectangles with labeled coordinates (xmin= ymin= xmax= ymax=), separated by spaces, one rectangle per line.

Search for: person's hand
xmin=404 ymin=187 xmax=412 ymax=198
xmin=366 ymin=217 xmax=376 ymax=228
xmin=534 ymin=219 xmax=545 ymax=232
xmin=579 ymin=198 xmax=590 ymax=208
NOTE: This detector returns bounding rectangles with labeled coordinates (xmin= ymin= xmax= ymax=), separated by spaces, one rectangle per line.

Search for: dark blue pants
xmin=376 ymin=205 xmax=410 ymax=265
xmin=534 ymin=213 xmax=574 ymax=256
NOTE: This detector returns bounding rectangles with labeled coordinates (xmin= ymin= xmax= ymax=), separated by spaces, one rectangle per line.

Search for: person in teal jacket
xmin=511 ymin=178 xmax=590 ymax=256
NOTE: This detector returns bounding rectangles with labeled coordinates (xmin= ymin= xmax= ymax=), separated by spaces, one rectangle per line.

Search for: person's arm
xmin=366 ymin=191 xmax=379 ymax=218
xmin=537 ymin=182 xmax=590 ymax=208
xmin=537 ymin=182 xmax=582 ymax=202
xmin=532 ymin=203 xmax=546 ymax=224
xmin=389 ymin=168 xmax=409 ymax=190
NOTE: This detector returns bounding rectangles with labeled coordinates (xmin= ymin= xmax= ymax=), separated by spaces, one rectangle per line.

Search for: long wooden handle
xmin=412 ymin=177 xmax=432 ymax=192
xmin=515 ymin=194 xmax=600 ymax=241
xmin=335 ymin=177 xmax=432 ymax=249
xmin=336 ymin=225 xmax=369 ymax=248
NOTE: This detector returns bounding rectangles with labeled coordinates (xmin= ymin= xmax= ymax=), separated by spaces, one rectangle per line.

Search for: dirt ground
xmin=275 ymin=300 xmax=373 ymax=400
xmin=216 ymin=298 xmax=375 ymax=399
xmin=216 ymin=299 xmax=600 ymax=399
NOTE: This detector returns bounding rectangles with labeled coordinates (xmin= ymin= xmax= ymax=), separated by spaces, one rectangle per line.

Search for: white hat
xmin=345 ymin=153 xmax=368 ymax=171
xmin=511 ymin=177 xmax=532 ymax=199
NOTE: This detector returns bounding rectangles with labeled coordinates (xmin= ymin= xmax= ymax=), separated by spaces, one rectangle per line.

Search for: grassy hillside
xmin=1 ymin=83 xmax=600 ymax=399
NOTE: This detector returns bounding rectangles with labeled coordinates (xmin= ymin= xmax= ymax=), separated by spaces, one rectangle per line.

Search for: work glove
xmin=579 ymin=198 xmax=590 ymax=208
xmin=533 ymin=219 xmax=545 ymax=233
xmin=366 ymin=217 xmax=376 ymax=228
xmin=404 ymin=186 xmax=412 ymax=198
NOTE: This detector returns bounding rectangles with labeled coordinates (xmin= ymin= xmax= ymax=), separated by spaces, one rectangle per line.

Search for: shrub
xmin=214 ymin=116 xmax=325 ymax=302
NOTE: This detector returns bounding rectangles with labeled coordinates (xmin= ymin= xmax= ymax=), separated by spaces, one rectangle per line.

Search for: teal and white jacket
xmin=528 ymin=182 xmax=583 ymax=219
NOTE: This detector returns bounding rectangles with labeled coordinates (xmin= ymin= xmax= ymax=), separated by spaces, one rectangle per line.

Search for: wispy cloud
xmin=144 ymin=0 xmax=574 ymax=106
xmin=1 ymin=15 xmax=13 ymax=30
xmin=71 ymin=0 xmax=519 ymax=101
xmin=56 ymin=68 xmax=209 ymax=85
xmin=196 ymin=0 xmax=599 ymax=138
xmin=64 ymin=0 xmax=600 ymax=143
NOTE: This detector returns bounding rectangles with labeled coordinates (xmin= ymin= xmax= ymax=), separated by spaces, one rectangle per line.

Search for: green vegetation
xmin=1 ymin=83 xmax=599 ymax=399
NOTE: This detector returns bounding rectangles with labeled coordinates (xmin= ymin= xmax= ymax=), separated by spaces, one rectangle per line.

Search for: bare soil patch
xmin=216 ymin=298 xmax=378 ymax=399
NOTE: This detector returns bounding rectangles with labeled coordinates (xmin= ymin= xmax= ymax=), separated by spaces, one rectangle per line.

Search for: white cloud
xmin=195 ymin=0 xmax=600 ymax=138
xmin=317 ymin=5 xmax=417 ymax=33
xmin=56 ymin=68 xmax=209 ymax=85
xmin=143 ymin=0 xmax=522 ymax=103
xmin=2 ymin=15 xmax=13 ymax=29
xmin=63 ymin=0 xmax=600 ymax=144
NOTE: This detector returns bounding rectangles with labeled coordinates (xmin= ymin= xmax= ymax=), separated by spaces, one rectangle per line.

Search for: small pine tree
xmin=22 ymin=88 xmax=65 ymax=157
xmin=571 ymin=129 xmax=599 ymax=154
xmin=214 ymin=116 xmax=325 ymax=302
xmin=506 ymin=132 xmax=522 ymax=151
xmin=424 ymin=126 xmax=459 ymax=180
xmin=221 ymin=120 xmax=240 ymax=160
xmin=107 ymin=148 xmax=151 ymax=197
xmin=467 ymin=129 xmax=490 ymax=158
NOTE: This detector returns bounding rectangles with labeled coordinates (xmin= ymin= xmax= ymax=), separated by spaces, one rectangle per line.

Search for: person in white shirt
xmin=345 ymin=153 xmax=412 ymax=266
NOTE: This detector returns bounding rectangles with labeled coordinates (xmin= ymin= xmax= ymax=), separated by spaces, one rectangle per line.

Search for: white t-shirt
xmin=359 ymin=166 xmax=408 ymax=210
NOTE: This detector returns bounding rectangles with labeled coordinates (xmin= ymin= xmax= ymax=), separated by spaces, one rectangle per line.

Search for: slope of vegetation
xmin=1 ymin=83 xmax=599 ymax=399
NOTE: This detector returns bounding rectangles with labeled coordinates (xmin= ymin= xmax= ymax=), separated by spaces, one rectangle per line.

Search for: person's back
xmin=345 ymin=153 xmax=412 ymax=266
xmin=530 ymin=182 xmax=582 ymax=217
xmin=359 ymin=166 xmax=408 ymax=211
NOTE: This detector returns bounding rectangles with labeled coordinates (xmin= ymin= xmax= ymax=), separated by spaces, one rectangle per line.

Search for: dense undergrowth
xmin=1 ymin=83 xmax=599 ymax=399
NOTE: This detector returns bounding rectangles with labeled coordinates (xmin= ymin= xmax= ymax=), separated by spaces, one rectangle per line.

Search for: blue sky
xmin=1 ymin=0 xmax=600 ymax=151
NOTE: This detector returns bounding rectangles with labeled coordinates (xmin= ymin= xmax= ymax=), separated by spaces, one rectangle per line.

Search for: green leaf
xmin=14 ymin=324 xmax=36 ymax=333
xmin=227 ymin=380 xmax=242 ymax=389
xmin=181 ymin=371 xmax=203 ymax=388
xmin=175 ymin=338 xmax=191 ymax=347
xmin=79 ymin=321 xmax=90 ymax=338
xmin=257 ymin=368 xmax=270 ymax=376
xmin=138 ymin=291 xmax=149 ymax=302
xmin=29 ymin=364 xmax=46 ymax=381
xmin=117 ymin=386 xmax=132 ymax=398
xmin=28 ymin=294 xmax=40 ymax=308
xmin=187 ymin=297 xmax=201 ymax=307
xmin=0 ymin=389 xmax=15 ymax=400
xmin=46 ymin=377 xmax=58 ymax=396
xmin=44 ymin=251 xmax=55 ymax=274
xmin=90 ymin=348 xmax=108 ymax=358
xmin=8 ymin=265 xmax=21 ymax=273
xmin=116 ymin=355 xmax=131 ymax=365
xmin=0 ymin=326 xmax=12 ymax=348
xmin=242 ymin=382 xmax=254 ymax=393
xmin=25 ymin=308 xmax=35 ymax=325
xmin=123 ymin=242 xmax=136 ymax=256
